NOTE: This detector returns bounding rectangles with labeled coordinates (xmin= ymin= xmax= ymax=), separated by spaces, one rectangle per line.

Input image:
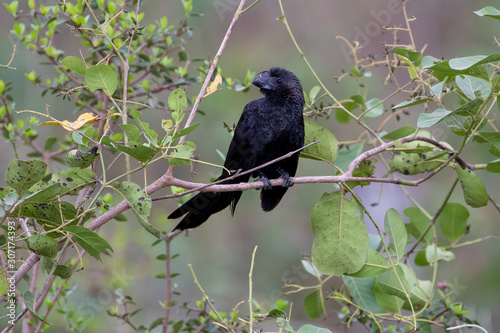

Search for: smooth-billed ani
xmin=168 ymin=67 xmax=305 ymax=230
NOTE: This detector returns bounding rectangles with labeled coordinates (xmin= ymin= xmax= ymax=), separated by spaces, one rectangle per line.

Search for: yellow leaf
xmin=204 ymin=73 xmax=222 ymax=97
xmin=39 ymin=113 xmax=102 ymax=131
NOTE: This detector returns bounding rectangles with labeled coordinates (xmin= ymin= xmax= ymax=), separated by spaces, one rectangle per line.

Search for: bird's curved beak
xmin=252 ymin=70 xmax=272 ymax=90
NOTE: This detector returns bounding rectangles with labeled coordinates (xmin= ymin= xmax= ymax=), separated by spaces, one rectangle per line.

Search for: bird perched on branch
xmin=168 ymin=67 xmax=305 ymax=230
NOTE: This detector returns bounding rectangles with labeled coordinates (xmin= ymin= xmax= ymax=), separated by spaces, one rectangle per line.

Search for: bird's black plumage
xmin=168 ymin=67 xmax=305 ymax=230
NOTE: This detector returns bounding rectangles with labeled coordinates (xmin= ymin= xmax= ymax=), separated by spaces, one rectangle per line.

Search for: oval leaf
xmin=300 ymin=120 xmax=338 ymax=164
xmin=438 ymin=203 xmax=469 ymax=243
xmin=311 ymin=192 xmax=368 ymax=276
xmin=455 ymin=166 xmax=489 ymax=208
xmin=6 ymin=159 xmax=47 ymax=192
xmin=64 ymin=225 xmax=113 ymax=262
xmin=343 ymin=276 xmax=384 ymax=314
xmin=61 ymin=56 xmax=87 ymax=75
xmin=385 ymin=209 xmax=407 ymax=261
xmin=303 ymin=290 xmax=323 ymax=319
xmin=26 ymin=234 xmax=58 ymax=258
xmin=112 ymin=181 xmax=159 ymax=238
xmin=85 ymin=64 xmax=118 ymax=95
xmin=378 ymin=266 xmax=411 ymax=300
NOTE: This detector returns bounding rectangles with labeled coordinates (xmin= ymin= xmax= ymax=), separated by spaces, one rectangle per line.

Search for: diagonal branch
xmin=153 ymin=140 xmax=320 ymax=202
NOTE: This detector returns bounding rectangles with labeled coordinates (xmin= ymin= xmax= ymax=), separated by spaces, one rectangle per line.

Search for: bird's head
xmin=252 ymin=67 xmax=304 ymax=105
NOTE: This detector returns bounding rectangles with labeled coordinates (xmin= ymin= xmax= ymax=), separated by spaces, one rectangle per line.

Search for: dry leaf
xmin=204 ymin=73 xmax=222 ymax=97
xmin=39 ymin=112 xmax=102 ymax=131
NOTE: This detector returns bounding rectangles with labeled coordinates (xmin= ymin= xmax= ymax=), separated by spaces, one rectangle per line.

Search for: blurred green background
xmin=1 ymin=0 xmax=499 ymax=331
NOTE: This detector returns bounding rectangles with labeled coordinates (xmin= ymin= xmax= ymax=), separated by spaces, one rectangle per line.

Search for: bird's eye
xmin=276 ymin=78 xmax=283 ymax=84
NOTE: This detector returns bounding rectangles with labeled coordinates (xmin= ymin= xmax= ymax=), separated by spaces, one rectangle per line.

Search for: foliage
xmin=0 ymin=0 xmax=499 ymax=332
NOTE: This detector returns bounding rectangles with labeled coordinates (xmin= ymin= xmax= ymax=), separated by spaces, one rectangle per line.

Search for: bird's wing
xmin=222 ymin=100 xmax=261 ymax=180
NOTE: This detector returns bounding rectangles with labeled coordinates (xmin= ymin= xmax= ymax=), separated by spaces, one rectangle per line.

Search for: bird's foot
xmin=277 ymin=167 xmax=293 ymax=188
xmin=255 ymin=171 xmax=273 ymax=190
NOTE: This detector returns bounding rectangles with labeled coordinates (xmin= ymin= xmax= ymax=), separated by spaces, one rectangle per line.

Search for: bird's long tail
xmin=168 ymin=189 xmax=243 ymax=231
xmin=260 ymin=187 xmax=289 ymax=212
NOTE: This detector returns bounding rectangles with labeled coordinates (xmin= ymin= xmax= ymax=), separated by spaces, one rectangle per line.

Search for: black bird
xmin=168 ymin=67 xmax=305 ymax=230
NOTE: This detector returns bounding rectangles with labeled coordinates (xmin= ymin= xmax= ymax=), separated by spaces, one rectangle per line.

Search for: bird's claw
xmin=255 ymin=171 xmax=273 ymax=190
xmin=278 ymin=167 xmax=293 ymax=188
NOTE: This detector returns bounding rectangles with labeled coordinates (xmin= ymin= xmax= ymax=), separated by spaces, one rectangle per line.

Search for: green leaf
xmin=102 ymin=136 xmax=158 ymax=163
xmin=382 ymin=125 xmax=416 ymax=141
xmin=417 ymin=108 xmax=452 ymax=128
xmin=64 ymin=225 xmax=113 ymax=261
xmin=6 ymin=159 xmax=47 ymax=192
xmin=44 ymin=137 xmax=58 ymax=152
xmin=343 ymin=276 xmax=384 ymax=313
xmin=85 ymin=64 xmax=118 ymax=95
xmin=449 ymin=53 xmax=500 ymax=70
xmin=168 ymin=88 xmax=187 ymax=113
xmin=346 ymin=159 xmax=376 ymax=188
xmin=374 ymin=282 xmax=404 ymax=313
xmin=168 ymin=141 xmax=196 ymax=166
xmin=131 ymin=111 xmax=159 ymax=146
xmin=4 ymin=1 xmax=18 ymax=16
xmin=300 ymin=120 xmax=338 ymax=164
xmin=266 ymin=308 xmax=286 ymax=318
xmin=425 ymin=244 xmax=455 ymax=264
xmin=455 ymin=75 xmax=491 ymax=100
xmin=378 ymin=266 xmax=411 ymax=300
xmin=296 ymin=324 xmax=332 ymax=333
xmin=26 ymin=234 xmax=58 ymax=258
xmin=309 ymin=86 xmax=321 ymax=102
xmin=430 ymin=80 xmax=446 ymax=100
xmin=182 ymin=0 xmax=192 ymax=15
xmin=16 ymin=201 xmax=77 ymax=226
xmin=393 ymin=48 xmax=422 ymax=66
xmin=335 ymin=108 xmax=350 ymax=124
xmin=311 ymin=192 xmax=368 ymax=275
xmin=392 ymin=99 xmax=430 ymax=110
xmin=474 ymin=6 xmax=500 ymax=20
xmin=335 ymin=143 xmax=365 ymax=172
xmin=364 ymin=98 xmax=384 ymax=118
xmin=0 ymin=273 xmax=8 ymax=296
xmin=428 ymin=61 xmax=489 ymax=81
xmin=22 ymin=290 xmax=48 ymax=324
xmin=111 ymin=181 xmax=159 ymax=238
xmin=385 ymin=209 xmax=407 ymax=261
xmin=171 ymin=122 xmax=201 ymax=140
xmin=414 ymin=249 xmax=429 ymax=266
xmin=400 ymin=263 xmax=433 ymax=311
xmin=53 ymin=264 xmax=73 ymax=279
xmin=486 ymin=158 xmax=500 ymax=173
xmin=120 ymin=124 xmax=141 ymax=142
xmin=438 ymin=203 xmax=469 ymax=243
xmin=61 ymin=56 xmax=87 ymax=75
xmin=346 ymin=248 xmax=390 ymax=278
xmin=46 ymin=168 xmax=97 ymax=196
xmin=303 ymin=290 xmax=323 ymax=319
xmin=455 ymin=166 xmax=489 ymax=208
xmin=389 ymin=139 xmax=443 ymax=175
xmin=404 ymin=207 xmax=432 ymax=244
xmin=474 ymin=132 xmax=500 ymax=157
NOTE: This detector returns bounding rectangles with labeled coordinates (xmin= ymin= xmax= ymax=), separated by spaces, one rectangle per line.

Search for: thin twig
xmin=166 ymin=0 xmax=248 ymax=178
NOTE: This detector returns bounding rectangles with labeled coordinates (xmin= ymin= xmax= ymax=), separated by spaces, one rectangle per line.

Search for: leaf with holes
xmin=112 ymin=181 xmax=159 ymax=238
xmin=6 ymin=159 xmax=47 ymax=192
xmin=26 ymin=234 xmax=58 ymax=258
